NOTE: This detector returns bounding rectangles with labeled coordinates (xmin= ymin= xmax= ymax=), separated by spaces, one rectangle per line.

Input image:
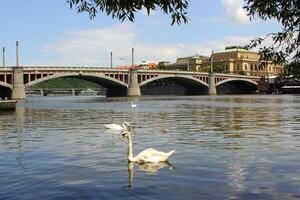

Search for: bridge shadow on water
xmin=141 ymin=79 xmax=208 ymax=96
xmin=216 ymin=80 xmax=257 ymax=95
xmin=0 ymin=86 xmax=11 ymax=99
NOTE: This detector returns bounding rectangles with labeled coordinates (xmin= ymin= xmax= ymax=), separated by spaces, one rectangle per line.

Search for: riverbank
xmin=258 ymin=76 xmax=300 ymax=94
xmin=0 ymin=100 xmax=17 ymax=110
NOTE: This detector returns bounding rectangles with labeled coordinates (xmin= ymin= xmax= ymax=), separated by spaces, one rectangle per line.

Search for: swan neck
xmin=123 ymin=122 xmax=129 ymax=130
xmin=127 ymin=133 xmax=134 ymax=161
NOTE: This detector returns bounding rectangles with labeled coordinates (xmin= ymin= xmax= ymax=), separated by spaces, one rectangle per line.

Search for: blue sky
xmin=0 ymin=0 xmax=281 ymax=67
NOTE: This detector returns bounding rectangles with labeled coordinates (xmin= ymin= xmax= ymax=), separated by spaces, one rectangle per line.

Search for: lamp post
xmin=210 ymin=50 xmax=214 ymax=73
xmin=110 ymin=51 xmax=113 ymax=69
xmin=16 ymin=41 xmax=19 ymax=67
xmin=131 ymin=47 xmax=134 ymax=68
xmin=2 ymin=47 xmax=5 ymax=68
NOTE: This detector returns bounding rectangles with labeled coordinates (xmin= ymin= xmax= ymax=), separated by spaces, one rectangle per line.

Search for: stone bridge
xmin=0 ymin=66 xmax=260 ymax=99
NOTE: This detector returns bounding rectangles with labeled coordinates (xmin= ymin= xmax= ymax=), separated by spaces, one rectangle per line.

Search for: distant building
xmin=159 ymin=47 xmax=284 ymax=77
xmin=140 ymin=61 xmax=158 ymax=69
xmin=161 ymin=55 xmax=210 ymax=71
xmin=114 ymin=61 xmax=158 ymax=70
xmin=158 ymin=61 xmax=171 ymax=69
xmin=211 ymin=46 xmax=284 ymax=76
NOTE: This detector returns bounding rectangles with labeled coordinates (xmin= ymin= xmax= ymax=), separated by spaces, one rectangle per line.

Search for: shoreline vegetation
xmin=30 ymin=77 xmax=101 ymax=89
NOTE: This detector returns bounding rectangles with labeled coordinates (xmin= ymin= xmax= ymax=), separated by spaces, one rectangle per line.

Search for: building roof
xmin=177 ymin=55 xmax=209 ymax=59
xmin=216 ymin=46 xmax=251 ymax=53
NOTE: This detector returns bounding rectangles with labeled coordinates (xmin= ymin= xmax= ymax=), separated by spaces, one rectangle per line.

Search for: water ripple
xmin=0 ymin=95 xmax=300 ymax=200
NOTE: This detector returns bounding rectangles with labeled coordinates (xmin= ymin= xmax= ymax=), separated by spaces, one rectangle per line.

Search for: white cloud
xmin=222 ymin=0 xmax=250 ymax=24
xmin=43 ymin=24 xmax=137 ymax=66
xmin=42 ymin=24 xmax=258 ymax=66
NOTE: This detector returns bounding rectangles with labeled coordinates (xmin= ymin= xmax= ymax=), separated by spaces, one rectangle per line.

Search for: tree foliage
xmin=212 ymin=64 xmax=228 ymax=73
xmin=67 ymin=0 xmax=189 ymax=25
xmin=238 ymin=70 xmax=246 ymax=75
xmin=203 ymin=64 xmax=228 ymax=73
xmin=284 ymin=61 xmax=300 ymax=76
xmin=244 ymin=0 xmax=300 ymax=63
xmin=31 ymin=77 xmax=101 ymax=89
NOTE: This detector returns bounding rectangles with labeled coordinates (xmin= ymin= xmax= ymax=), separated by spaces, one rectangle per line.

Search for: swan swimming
xmin=104 ymin=122 xmax=130 ymax=131
xmin=131 ymin=101 xmax=137 ymax=108
xmin=122 ymin=131 xmax=175 ymax=163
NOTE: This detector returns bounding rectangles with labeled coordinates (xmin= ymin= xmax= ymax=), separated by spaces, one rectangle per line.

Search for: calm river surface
xmin=1 ymin=95 xmax=300 ymax=200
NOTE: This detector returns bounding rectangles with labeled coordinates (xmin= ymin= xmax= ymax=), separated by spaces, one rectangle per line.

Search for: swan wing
xmin=135 ymin=148 xmax=175 ymax=163
xmin=135 ymin=148 xmax=155 ymax=158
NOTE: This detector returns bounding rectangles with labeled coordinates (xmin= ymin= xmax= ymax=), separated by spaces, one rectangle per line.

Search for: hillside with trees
xmin=30 ymin=77 xmax=101 ymax=89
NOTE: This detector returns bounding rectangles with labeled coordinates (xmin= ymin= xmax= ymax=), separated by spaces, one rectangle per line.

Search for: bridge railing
xmin=1 ymin=66 xmax=129 ymax=72
xmin=135 ymin=70 xmax=260 ymax=79
xmin=26 ymin=88 xmax=101 ymax=90
xmin=22 ymin=66 xmax=129 ymax=72
xmin=213 ymin=73 xmax=260 ymax=79
xmin=0 ymin=67 xmax=13 ymax=71
xmin=137 ymin=69 xmax=209 ymax=75
xmin=1 ymin=66 xmax=260 ymax=79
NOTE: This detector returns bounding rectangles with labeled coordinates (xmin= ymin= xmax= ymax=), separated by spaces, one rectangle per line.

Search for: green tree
xmin=67 ymin=0 xmax=189 ymax=25
xmin=284 ymin=61 xmax=300 ymax=76
xmin=244 ymin=0 xmax=300 ymax=63
xmin=238 ymin=70 xmax=246 ymax=75
xmin=31 ymin=77 xmax=101 ymax=89
xmin=204 ymin=64 xmax=228 ymax=73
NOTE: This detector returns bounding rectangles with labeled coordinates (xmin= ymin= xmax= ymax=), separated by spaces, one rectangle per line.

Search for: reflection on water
xmin=126 ymin=161 xmax=174 ymax=188
xmin=137 ymin=161 xmax=175 ymax=173
xmin=0 ymin=95 xmax=300 ymax=200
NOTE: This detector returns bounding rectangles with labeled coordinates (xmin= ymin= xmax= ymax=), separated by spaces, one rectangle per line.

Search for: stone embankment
xmin=0 ymin=100 xmax=17 ymax=110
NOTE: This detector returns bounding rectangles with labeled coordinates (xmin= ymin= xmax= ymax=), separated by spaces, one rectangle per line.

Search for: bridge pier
xmin=208 ymin=73 xmax=217 ymax=95
xmin=127 ymin=69 xmax=141 ymax=97
xmin=11 ymin=67 xmax=26 ymax=100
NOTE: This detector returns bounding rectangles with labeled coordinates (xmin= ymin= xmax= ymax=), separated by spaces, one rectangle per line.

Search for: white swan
xmin=131 ymin=101 xmax=137 ymax=108
xmin=122 ymin=131 xmax=175 ymax=163
xmin=104 ymin=122 xmax=130 ymax=131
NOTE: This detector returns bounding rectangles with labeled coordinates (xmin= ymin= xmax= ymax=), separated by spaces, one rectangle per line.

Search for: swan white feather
xmin=122 ymin=131 xmax=175 ymax=163
xmin=131 ymin=101 xmax=137 ymax=108
xmin=104 ymin=122 xmax=130 ymax=131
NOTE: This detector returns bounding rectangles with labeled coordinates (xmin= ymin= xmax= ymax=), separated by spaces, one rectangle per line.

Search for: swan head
xmin=123 ymin=121 xmax=130 ymax=126
xmin=122 ymin=122 xmax=131 ymax=130
xmin=122 ymin=131 xmax=131 ymax=138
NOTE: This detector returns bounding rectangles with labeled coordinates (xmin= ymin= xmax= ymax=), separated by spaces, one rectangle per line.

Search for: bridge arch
xmin=216 ymin=78 xmax=258 ymax=94
xmin=0 ymin=81 xmax=12 ymax=89
xmin=26 ymin=73 xmax=128 ymax=88
xmin=216 ymin=78 xmax=258 ymax=87
xmin=139 ymin=74 xmax=209 ymax=95
xmin=140 ymin=75 xmax=209 ymax=87
xmin=25 ymin=73 xmax=128 ymax=97
xmin=0 ymin=81 xmax=12 ymax=99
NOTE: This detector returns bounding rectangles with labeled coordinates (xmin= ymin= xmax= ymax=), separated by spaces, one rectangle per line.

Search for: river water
xmin=0 ymin=95 xmax=300 ymax=200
